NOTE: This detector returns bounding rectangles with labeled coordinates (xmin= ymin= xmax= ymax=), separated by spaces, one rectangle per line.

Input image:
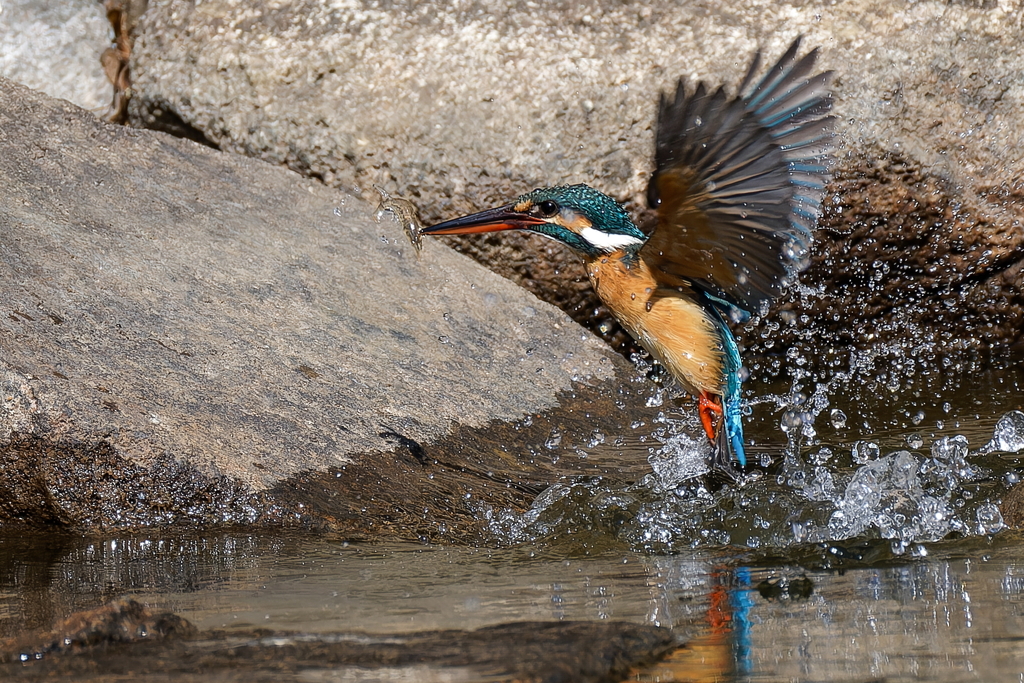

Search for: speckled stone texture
xmin=127 ymin=0 xmax=1024 ymax=355
xmin=0 ymin=77 xmax=659 ymax=535
xmin=0 ymin=0 xmax=112 ymax=112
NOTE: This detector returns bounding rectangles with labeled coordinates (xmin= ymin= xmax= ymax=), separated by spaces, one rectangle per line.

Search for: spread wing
xmin=642 ymin=37 xmax=835 ymax=314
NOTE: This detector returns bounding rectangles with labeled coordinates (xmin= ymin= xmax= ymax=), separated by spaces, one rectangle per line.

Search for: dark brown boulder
xmin=0 ymin=599 xmax=678 ymax=682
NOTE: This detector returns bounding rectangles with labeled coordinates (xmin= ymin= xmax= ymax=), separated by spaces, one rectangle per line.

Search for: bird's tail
xmin=709 ymin=308 xmax=748 ymax=470
xmin=712 ymin=392 xmax=746 ymax=471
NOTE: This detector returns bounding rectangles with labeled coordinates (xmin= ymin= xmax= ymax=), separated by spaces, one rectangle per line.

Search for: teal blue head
xmin=421 ymin=184 xmax=646 ymax=258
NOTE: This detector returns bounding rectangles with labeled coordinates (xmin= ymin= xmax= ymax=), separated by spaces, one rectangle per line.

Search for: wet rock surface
xmin=0 ymin=599 xmax=196 ymax=664
xmin=127 ymin=0 xmax=1024 ymax=354
xmin=0 ymin=77 xmax=662 ymax=536
xmin=0 ymin=599 xmax=677 ymax=682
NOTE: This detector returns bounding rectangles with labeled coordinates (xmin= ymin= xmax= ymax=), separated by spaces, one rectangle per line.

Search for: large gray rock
xmin=128 ymin=0 xmax=1024 ymax=353
xmin=0 ymin=77 xmax=659 ymax=537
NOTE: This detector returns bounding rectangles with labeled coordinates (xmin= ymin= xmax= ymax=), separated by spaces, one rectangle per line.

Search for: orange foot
xmin=698 ymin=391 xmax=723 ymax=442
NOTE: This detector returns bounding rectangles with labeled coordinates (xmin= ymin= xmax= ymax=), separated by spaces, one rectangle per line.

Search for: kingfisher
xmin=420 ymin=38 xmax=834 ymax=476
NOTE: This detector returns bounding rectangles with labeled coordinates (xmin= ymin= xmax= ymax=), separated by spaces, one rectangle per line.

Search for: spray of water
xmin=486 ymin=341 xmax=1022 ymax=555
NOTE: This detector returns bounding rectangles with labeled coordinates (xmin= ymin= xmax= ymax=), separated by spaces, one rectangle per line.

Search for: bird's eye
xmin=536 ymin=200 xmax=559 ymax=217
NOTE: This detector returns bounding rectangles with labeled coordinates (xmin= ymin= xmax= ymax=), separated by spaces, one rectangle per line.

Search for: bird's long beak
xmin=421 ymin=204 xmax=548 ymax=235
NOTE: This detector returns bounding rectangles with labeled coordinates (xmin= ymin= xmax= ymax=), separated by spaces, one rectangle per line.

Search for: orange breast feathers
xmin=586 ymin=252 xmax=725 ymax=397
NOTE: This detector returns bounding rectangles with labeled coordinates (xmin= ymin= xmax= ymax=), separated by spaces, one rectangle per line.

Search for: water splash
xmin=484 ymin=328 xmax=1021 ymax=555
xmin=487 ymin=407 xmax=1019 ymax=554
xmin=646 ymin=429 xmax=710 ymax=492
xmin=977 ymin=410 xmax=1024 ymax=455
xmin=814 ymin=444 xmax=973 ymax=552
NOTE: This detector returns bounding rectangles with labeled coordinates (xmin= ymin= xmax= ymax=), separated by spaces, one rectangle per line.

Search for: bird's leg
xmin=698 ymin=391 xmax=723 ymax=442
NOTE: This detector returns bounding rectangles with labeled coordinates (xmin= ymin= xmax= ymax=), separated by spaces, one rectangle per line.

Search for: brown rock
xmin=1001 ymin=479 xmax=1024 ymax=530
xmin=0 ymin=599 xmax=195 ymax=664
xmin=1 ymin=603 xmax=677 ymax=682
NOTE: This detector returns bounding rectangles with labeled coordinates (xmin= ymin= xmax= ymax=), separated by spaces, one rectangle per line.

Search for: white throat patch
xmin=579 ymin=227 xmax=644 ymax=252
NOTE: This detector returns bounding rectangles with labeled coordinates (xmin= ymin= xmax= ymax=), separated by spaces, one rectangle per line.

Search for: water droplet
xmin=976 ymin=503 xmax=1004 ymax=535
xmin=781 ymin=410 xmax=811 ymax=434
xmin=911 ymin=410 xmax=925 ymax=425
xmin=545 ymin=429 xmax=562 ymax=450
xmin=645 ymin=388 xmax=664 ymax=408
xmin=830 ymin=409 xmax=847 ymax=429
xmin=931 ymin=435 xmax=968 ymax=462
xmin=852 ymin=441 xmax=880 ymax=464
xmin=905 ymin=433 xmax=924 ymax=449
xmin=812 ymin=447 xmax=833 ymax=465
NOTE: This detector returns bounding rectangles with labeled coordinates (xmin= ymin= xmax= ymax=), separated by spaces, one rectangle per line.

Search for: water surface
xmin=4 ymin=532 xmax=1024 ymax=681
xmin=1 ymin=356 xmax=1022 ymax=681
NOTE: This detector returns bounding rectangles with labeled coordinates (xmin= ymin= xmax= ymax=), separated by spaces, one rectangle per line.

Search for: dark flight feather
xmin=643 ymin=36 xmax=835 ymax=313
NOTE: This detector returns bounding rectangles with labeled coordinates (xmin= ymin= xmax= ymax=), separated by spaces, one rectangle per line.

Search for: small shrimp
xmin=373 ymin=186 xmax=424 ymax=253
